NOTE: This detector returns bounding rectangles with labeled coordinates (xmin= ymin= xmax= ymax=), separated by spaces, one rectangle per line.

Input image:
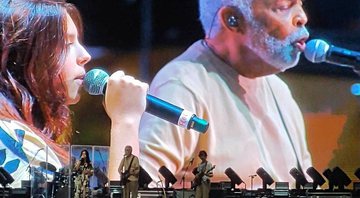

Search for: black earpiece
xmin=227 ymin=15 xmax=239 ymax=27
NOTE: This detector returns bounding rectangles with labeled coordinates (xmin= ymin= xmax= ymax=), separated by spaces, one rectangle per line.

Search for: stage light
xmin=139 ymin=166 xmax=152 ymax=189
xmin=351 ymin=83 xmax=360 ymax=96
xmin=224 ymin=167 xmax=243 ymax=189
xmin=355 ymin=168 xmax=360 ymax=192
xmin=332 ymin=166 xmax=351 ymax=190
xmin=355 ymin=168 xmax=360 ymax=180
xmin=0 ymin=167 xmax=14 ymax=187
xmin=256 ymin=167 xmax=274 ymax=190
xmin=323 ymin=168 xmax=334 ymax=190
xmin=289 ymin=167 xmax=308 ymax=189
xmin=159 ymin=166 xmax=177 ymax=188
xmin=306 ymin=167 xmax=325 ymax=189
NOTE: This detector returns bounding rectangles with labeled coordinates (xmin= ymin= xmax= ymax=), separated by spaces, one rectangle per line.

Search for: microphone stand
xmin=157 ymin=175 xmax=166 ymax=198
xmin=249 ymin=175 xmax=257 ymax=190
xmin=26 ymin=148 xmax=44 ymax=182
xmin=180 ymin=159 xmax=193 ymax=198
xmin=96 ymin=149 xmax=106 ymax=173
xmin=25 ymin=148 xmax=43 ymax=197
xmin=96 ymin=148 xmax=108 ymax=189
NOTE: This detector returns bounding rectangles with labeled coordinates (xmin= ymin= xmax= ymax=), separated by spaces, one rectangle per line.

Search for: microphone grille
xmin=304 ymin=39 xmax=330 ymax=63
xmin=83 ymin=68 xmax=109 ymax=95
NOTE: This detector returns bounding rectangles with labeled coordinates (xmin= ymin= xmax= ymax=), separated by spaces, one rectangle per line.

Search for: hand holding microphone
xmin=101 ymin=70 xmax=149 ymax=123
xmin=84 ymin=68 xmax=209 ymax=133
xmin=80 ymin=157 xmax=85 ymax=164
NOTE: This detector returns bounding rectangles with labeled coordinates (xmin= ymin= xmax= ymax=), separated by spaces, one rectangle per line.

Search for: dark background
xmin=67 ymin=0 xmax=360 ymax=78
xmin=67 ymin=0 xmax=360 ymax=49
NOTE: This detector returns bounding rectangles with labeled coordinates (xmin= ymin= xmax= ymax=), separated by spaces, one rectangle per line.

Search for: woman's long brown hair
xmin=0 ymin=0 xmax=85 ymax=164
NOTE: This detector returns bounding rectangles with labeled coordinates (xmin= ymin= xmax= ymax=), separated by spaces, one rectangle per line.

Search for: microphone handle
xmin=146 ymin=95 xmax=208 ymax=133
xmin=327 ymin=45 xmax=360 ymax=68
xmin=84 ymin=69 xmax=209 ymax=133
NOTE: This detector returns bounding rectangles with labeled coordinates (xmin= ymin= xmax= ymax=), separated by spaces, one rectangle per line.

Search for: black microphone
xmin=83 ymin=68 xmax=209 ymax=133
xmin=304 ymin=39 xmax=360 ymax=69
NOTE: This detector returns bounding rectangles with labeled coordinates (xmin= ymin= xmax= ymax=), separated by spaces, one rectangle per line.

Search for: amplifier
xmin=0 ymin=187 xmax=29 ymax=198
xmin=110 ymin=191 xmax=121 ymax=198
xmin=21 ymin=180 xmax=30 ymax=188
xmin=138 ymin=189 xmax=173 ymax=197
xmin=12 ymin=187 xmax=29 ymax=196
xmin=109 ymin=180 xmax=123 ymax=198
xmin=211 ymin=181 xmax=232 ymax=190
xmin=110 ymin=188 xmax=173 ymax=198
xmin=0 ymin=188 xmax=11 ymax=197
xmin=173 ymin=189 xmax=195 ymax=198
xmin=306 ymin=191 xmax=352 ymax=198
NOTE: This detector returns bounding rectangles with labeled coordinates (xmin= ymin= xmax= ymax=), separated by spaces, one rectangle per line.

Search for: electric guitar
xmin=120 ymin=170 xmax=130 ymax=185
xmin=191 ymin=165 xmax=216 ymax=189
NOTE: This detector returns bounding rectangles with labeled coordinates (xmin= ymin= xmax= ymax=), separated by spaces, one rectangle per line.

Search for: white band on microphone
xmin=177 ymin=110 xmax=193 ymax=129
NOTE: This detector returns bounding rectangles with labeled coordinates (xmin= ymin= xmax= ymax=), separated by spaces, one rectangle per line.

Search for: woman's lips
xmin=75 ymin=74 xmax=85 ymax=85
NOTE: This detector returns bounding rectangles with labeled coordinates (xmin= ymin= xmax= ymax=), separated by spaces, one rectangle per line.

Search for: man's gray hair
xmin=198 ymin=0 xmax=253 ymax=37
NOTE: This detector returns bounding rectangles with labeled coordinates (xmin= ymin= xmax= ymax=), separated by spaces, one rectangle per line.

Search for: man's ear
xmin=218 ymin=6 xmax=246 ymax=33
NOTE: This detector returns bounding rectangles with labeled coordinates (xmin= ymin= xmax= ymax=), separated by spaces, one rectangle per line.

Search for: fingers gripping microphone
xmin=304 ymin=39 xmax=360 ymax=69
xmin=83 ymin=69 xmax=209 ymax=133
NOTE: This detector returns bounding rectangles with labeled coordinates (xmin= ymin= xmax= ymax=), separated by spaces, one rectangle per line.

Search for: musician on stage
xmin=118 ymin=145 xmax=140 ymax=198
xmin=193 ymin=150 xmax=214 ymax=198
xmin=73 ymin=149 xmax=94 ymax=198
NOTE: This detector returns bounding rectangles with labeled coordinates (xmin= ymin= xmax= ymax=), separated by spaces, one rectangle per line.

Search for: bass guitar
xmin=191 ymin=165 xmax=216 ymax=189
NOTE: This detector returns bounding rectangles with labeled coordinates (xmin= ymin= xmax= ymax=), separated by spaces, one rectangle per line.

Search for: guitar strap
xmin=203 ymin=161 xmax=208 ymax=172
xmin=126 ymin=156 xmax=135 ymax=173
xmin=199 ymin=161 xmax=208 ymax=177
xmin=120 ymin=156 xmax=135 ymax=186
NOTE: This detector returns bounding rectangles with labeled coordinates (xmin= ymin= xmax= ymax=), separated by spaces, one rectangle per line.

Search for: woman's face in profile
xmin=60 ymin=13 xmax=91 ymax=105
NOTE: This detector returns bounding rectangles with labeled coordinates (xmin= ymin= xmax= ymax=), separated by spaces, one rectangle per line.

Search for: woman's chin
xmin=66 ymin=95 xmax=81 ymax=105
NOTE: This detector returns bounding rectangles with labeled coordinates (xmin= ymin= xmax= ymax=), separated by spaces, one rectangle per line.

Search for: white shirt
xmin=139 ymin=40 xmax=312 ymax=189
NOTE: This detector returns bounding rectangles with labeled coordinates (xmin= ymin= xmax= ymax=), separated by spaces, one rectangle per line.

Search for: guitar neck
xmin=198 ymin=165 xmax=215 ymax=176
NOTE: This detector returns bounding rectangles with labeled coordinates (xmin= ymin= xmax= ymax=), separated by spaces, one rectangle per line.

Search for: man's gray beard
xmin=245 ymin=16 xmax=309 ymax=72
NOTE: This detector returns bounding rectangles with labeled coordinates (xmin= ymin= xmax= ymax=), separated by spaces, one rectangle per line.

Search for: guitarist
xmin=118 ymin=145 xmax=140 ymax=198
xmin=193 ymin=150 xmax=214 ymax=198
